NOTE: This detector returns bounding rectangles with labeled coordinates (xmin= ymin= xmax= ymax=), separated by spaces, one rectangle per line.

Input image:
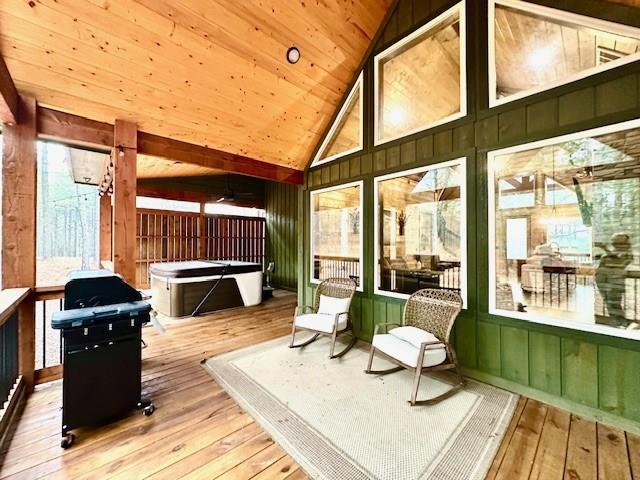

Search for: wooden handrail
xmin=33 ymin=285 xmax=65 ymax=302
xmin=0 ymin=287 xmax=30 ymax=328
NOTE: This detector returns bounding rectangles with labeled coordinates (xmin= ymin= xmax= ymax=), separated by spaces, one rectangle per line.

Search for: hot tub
xmin=149 ymin=260 xmax=262 ymax=318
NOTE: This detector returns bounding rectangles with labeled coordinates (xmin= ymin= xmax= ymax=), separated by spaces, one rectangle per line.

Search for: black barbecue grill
xmin=52 ymin=270 xmax=155 ymax=449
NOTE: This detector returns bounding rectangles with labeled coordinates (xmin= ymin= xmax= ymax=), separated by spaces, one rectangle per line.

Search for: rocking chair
xmin=290 ymin=277 xmax=357 ymax=358
xmin=365 ymin=288 xmax=464 ymax=405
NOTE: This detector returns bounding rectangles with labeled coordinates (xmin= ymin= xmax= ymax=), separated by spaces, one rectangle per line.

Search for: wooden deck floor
xmin=1 ymin=290 xmax=638 ymax=479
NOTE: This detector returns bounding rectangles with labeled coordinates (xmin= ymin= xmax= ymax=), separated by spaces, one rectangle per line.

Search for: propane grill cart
xmin=51 ymin=270 xmax=155 ymax=449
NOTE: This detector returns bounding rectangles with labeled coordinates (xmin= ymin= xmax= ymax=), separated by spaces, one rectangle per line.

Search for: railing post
xmin=2 ymin=96 xmax=37 ymax=394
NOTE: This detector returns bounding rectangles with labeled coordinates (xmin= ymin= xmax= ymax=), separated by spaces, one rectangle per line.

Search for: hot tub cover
xmin=149 ymin=260 xmax=262 ymax=279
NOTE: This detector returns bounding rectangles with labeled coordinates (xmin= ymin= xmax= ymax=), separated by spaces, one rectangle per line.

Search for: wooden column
xmin=2 ymin=96 xmax=37 ymax=393
xmin=99 ymin=194 xmax=112 ymax=266
xmin=199 ymin=203 xmax=206 ymax=259
xmin=112 ymin=119 xmax=137 ymax=285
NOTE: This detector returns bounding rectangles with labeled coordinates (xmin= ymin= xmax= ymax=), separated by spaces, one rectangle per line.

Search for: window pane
xmin=377 ymin=161 xmax=465 ymax=299
xmin=311 ymin=184 xmax=361 ymax=286
xmin=37 ymin=142 xmax=102 ymax=286
xmin=377 ymin=5 xmax=463 ymax=142
xmin=316 ymin=76 xmax=362 ymax=162
xmin=493 ymin=2 xmax=640 ymax=103
xmin=491 ymin=125 xmax=640 ymax=334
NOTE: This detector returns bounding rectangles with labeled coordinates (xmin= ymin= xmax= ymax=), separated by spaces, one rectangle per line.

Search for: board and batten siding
xmin=301 ymin=0 xmax=640 ymax=431
xmin=265 ymin=182 xmax=299 ymax=291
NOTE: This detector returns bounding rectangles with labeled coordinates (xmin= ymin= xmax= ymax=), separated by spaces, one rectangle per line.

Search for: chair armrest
xmin=373 ymin=322 xmax=402 ymax=335
xmin=331 ymin=311 xmax=350 ymax=330
xmin=420 ymin=340 xmax=445 ymax=349
xmin=295 ymin=305 xmax=315 ymax=316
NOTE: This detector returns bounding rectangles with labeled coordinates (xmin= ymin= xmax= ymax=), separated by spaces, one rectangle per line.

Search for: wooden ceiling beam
xmin=137 ymin=132 xmax=303 ymax=185
xmin=137 ymin=184 xmax=264 ymax=209
xmin=0 ymin=54 xmax=19 ymax=125
xmin=36 ymin=106 xmax=303 ymax=185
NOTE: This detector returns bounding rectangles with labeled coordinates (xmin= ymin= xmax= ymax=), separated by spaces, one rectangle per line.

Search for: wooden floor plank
xmin=565 ymin=415 xmax=598 ymax=480
xmin=485 ymin=396 xmax=527 ymax=480
xmin=529 ymin=406 xmax=571 ymax=480
xmin=598 ymin=424 xmax=632 ymax=480
xmin=495 ymin=399 xmax=548 ymax=480
xmin=1 ymin=289 xmax=638 ymax=480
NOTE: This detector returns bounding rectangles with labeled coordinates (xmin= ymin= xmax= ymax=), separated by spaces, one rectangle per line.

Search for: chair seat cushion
xmin=317 ymin=295 xmax=351 ymax=316
xmin=294 ymin=313 xmax=347 ymax=334
xmin=372 ymin=334 xmax=446 ymax=368
xmin=389 ymin=326 xmax=441 ymax=349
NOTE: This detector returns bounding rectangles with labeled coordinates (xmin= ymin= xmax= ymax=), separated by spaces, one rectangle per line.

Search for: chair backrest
xmin=403 ymin=289 xmax=463 ymax=343
xmin=313 ymin=277 xmax=357 ymax=312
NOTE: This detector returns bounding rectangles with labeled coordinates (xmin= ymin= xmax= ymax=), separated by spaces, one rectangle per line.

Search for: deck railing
xmin=33 ymin=286 xmax=65 ymax=382
xmin=0 ymin=287 xmax=31 ymax=451
xmin=313 ymin=255 xmax=360 ymax=286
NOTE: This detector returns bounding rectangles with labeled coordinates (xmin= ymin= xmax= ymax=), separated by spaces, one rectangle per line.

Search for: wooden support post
xmin=99 ymin=194 xmax=112 ymax=266
xmin=2 ymin=96 xmax=37 ymax=393
xmin=199 ymin=203 xmax=206 ymax=259
xmin=112 ymin=119 xmax=137 ymax=285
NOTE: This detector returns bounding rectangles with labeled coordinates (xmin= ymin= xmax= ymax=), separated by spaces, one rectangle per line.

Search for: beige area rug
xmin=203 ymin=336 xmax=518 ymax=480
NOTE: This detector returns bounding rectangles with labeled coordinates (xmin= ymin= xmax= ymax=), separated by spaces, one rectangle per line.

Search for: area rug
xmin=203 ymin=336 xmax=518 ymax=480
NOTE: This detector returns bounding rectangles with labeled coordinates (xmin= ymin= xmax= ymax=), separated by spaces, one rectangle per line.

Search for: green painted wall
xmin=301 ymin=0 xmax=640 ymax=430
xmin=265 ymin=182 xmax=299 ymax=290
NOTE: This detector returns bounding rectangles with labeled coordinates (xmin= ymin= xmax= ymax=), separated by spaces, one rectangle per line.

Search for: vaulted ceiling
xmin=0 ymin=0 xmax=392 ymax=171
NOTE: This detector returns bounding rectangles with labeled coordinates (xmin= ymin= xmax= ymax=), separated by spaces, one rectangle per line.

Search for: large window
xmin=489 ymin=0 xmax=640 ymax=106
xmin=310 ymin=182 xmax=363 ymax=290
xmin=312 ymin=73 xmax=363 ymax=166
xmin=36 ymin=142 xmax=104 ymax=286
xmin=375 ymin=159 xmax=466 ymax=303
xmin=488 ymin=120 xmax=640 ymax=338
xmin=374 ymin=3 xmax=466 ymax=145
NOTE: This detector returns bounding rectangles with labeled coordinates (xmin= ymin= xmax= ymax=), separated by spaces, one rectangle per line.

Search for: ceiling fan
xmin=216 ymin=174 xmax=258 ymax=203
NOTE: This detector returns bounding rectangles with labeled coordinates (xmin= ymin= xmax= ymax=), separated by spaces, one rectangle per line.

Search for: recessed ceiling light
xmin=286 ymin=46 xmax=300 ymax=64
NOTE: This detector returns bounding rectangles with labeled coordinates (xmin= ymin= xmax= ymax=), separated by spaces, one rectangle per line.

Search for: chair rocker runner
xmin=365 ymin=288 xmax=464 ymax=406
xmin=290 ymin=277 xmax=357 ymax=358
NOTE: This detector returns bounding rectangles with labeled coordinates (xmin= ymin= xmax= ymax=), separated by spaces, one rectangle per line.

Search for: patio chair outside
xmin=290 ymin=277 xmax=357 ymax=358
xmin=365 ymin=288 xmax=464 ymax=405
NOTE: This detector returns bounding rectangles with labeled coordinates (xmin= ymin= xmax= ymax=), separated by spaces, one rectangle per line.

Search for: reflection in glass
xmin=491 ymin=126 xmax=640 ymax=332
xmin=492 ymin=2 xmax=640 ymax=103
xmin=316 ymin=76 xmax=362 ymax=162
xmin=311 ymin=184 xmax=361 ymax=286
xmin=377 ymin=161 xmax=465 ymax=298
xmin=376 ymin=4 xmax=463 ymax=142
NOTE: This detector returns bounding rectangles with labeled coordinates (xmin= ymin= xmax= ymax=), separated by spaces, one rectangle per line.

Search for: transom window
xmin=374 ymin=3 xmax=466 ymax=145
xmin=488 ymin=120 xmax=640 ymax=339
xmin=374 ymin=159 xmax=467 ymax=304
xmin=489 ymin=0 xmax=640 ymax=106
xmin=311 ymin=73 xmax=363 ymax=166
xmin=310 ymin=181 xmax=363 ymax=290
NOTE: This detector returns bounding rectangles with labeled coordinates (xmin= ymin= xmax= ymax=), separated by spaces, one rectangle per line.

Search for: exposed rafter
xmin=0 ymin=54 xmax=19 ymax=125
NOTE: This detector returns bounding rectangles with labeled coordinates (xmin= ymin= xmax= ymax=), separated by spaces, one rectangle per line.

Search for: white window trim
xmin=374 ymin=2 xmax=467 ymax=146
xmin=487 ymin=117 xmax=640 ymax=341
xmin=373 ymin=158 xmax=468 ymax=306
xmin=311 ymin=73 xmax=364 ymax=167
xmin=488 ymin=0 xmax=640 ymax=108
xmin=309 ymin=180 xmax=364 ymax=292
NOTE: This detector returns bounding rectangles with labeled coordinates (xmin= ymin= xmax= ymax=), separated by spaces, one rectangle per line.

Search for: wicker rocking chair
xmin=365 ymin=288 xmax=464 ymax=405
xmin=290 ymin=277 xmax=357 ymax=358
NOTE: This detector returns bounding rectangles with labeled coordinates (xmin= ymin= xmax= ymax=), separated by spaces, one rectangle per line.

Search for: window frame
xmin=373 ymin=2 xmax=467 ymax=146
xmin=373 ymin=158 xmax=468 ymax=305
xmin=309 ymin=180 xmax=364 ymax=292
xmin=487 ymin=118 xmax=640 ymax=340
xmin=488 ymin=0 xmax=640 ymax=108
xmin=311 ymin=73 xmax=364 ymax=167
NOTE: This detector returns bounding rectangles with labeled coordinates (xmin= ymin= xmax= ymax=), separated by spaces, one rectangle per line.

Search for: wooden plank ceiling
xmin=0 ymin=0 xmax=392 ymax=171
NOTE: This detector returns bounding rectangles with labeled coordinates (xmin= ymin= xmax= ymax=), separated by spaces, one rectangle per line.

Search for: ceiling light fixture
xmin=286 ymin=46 xmax=300 ymax=64
xmin=527 ymin=46 xmax=555 ymax=70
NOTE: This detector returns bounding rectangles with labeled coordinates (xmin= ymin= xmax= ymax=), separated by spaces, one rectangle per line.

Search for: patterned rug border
xmin=203 ymin=336 xmax=518 ymax=480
